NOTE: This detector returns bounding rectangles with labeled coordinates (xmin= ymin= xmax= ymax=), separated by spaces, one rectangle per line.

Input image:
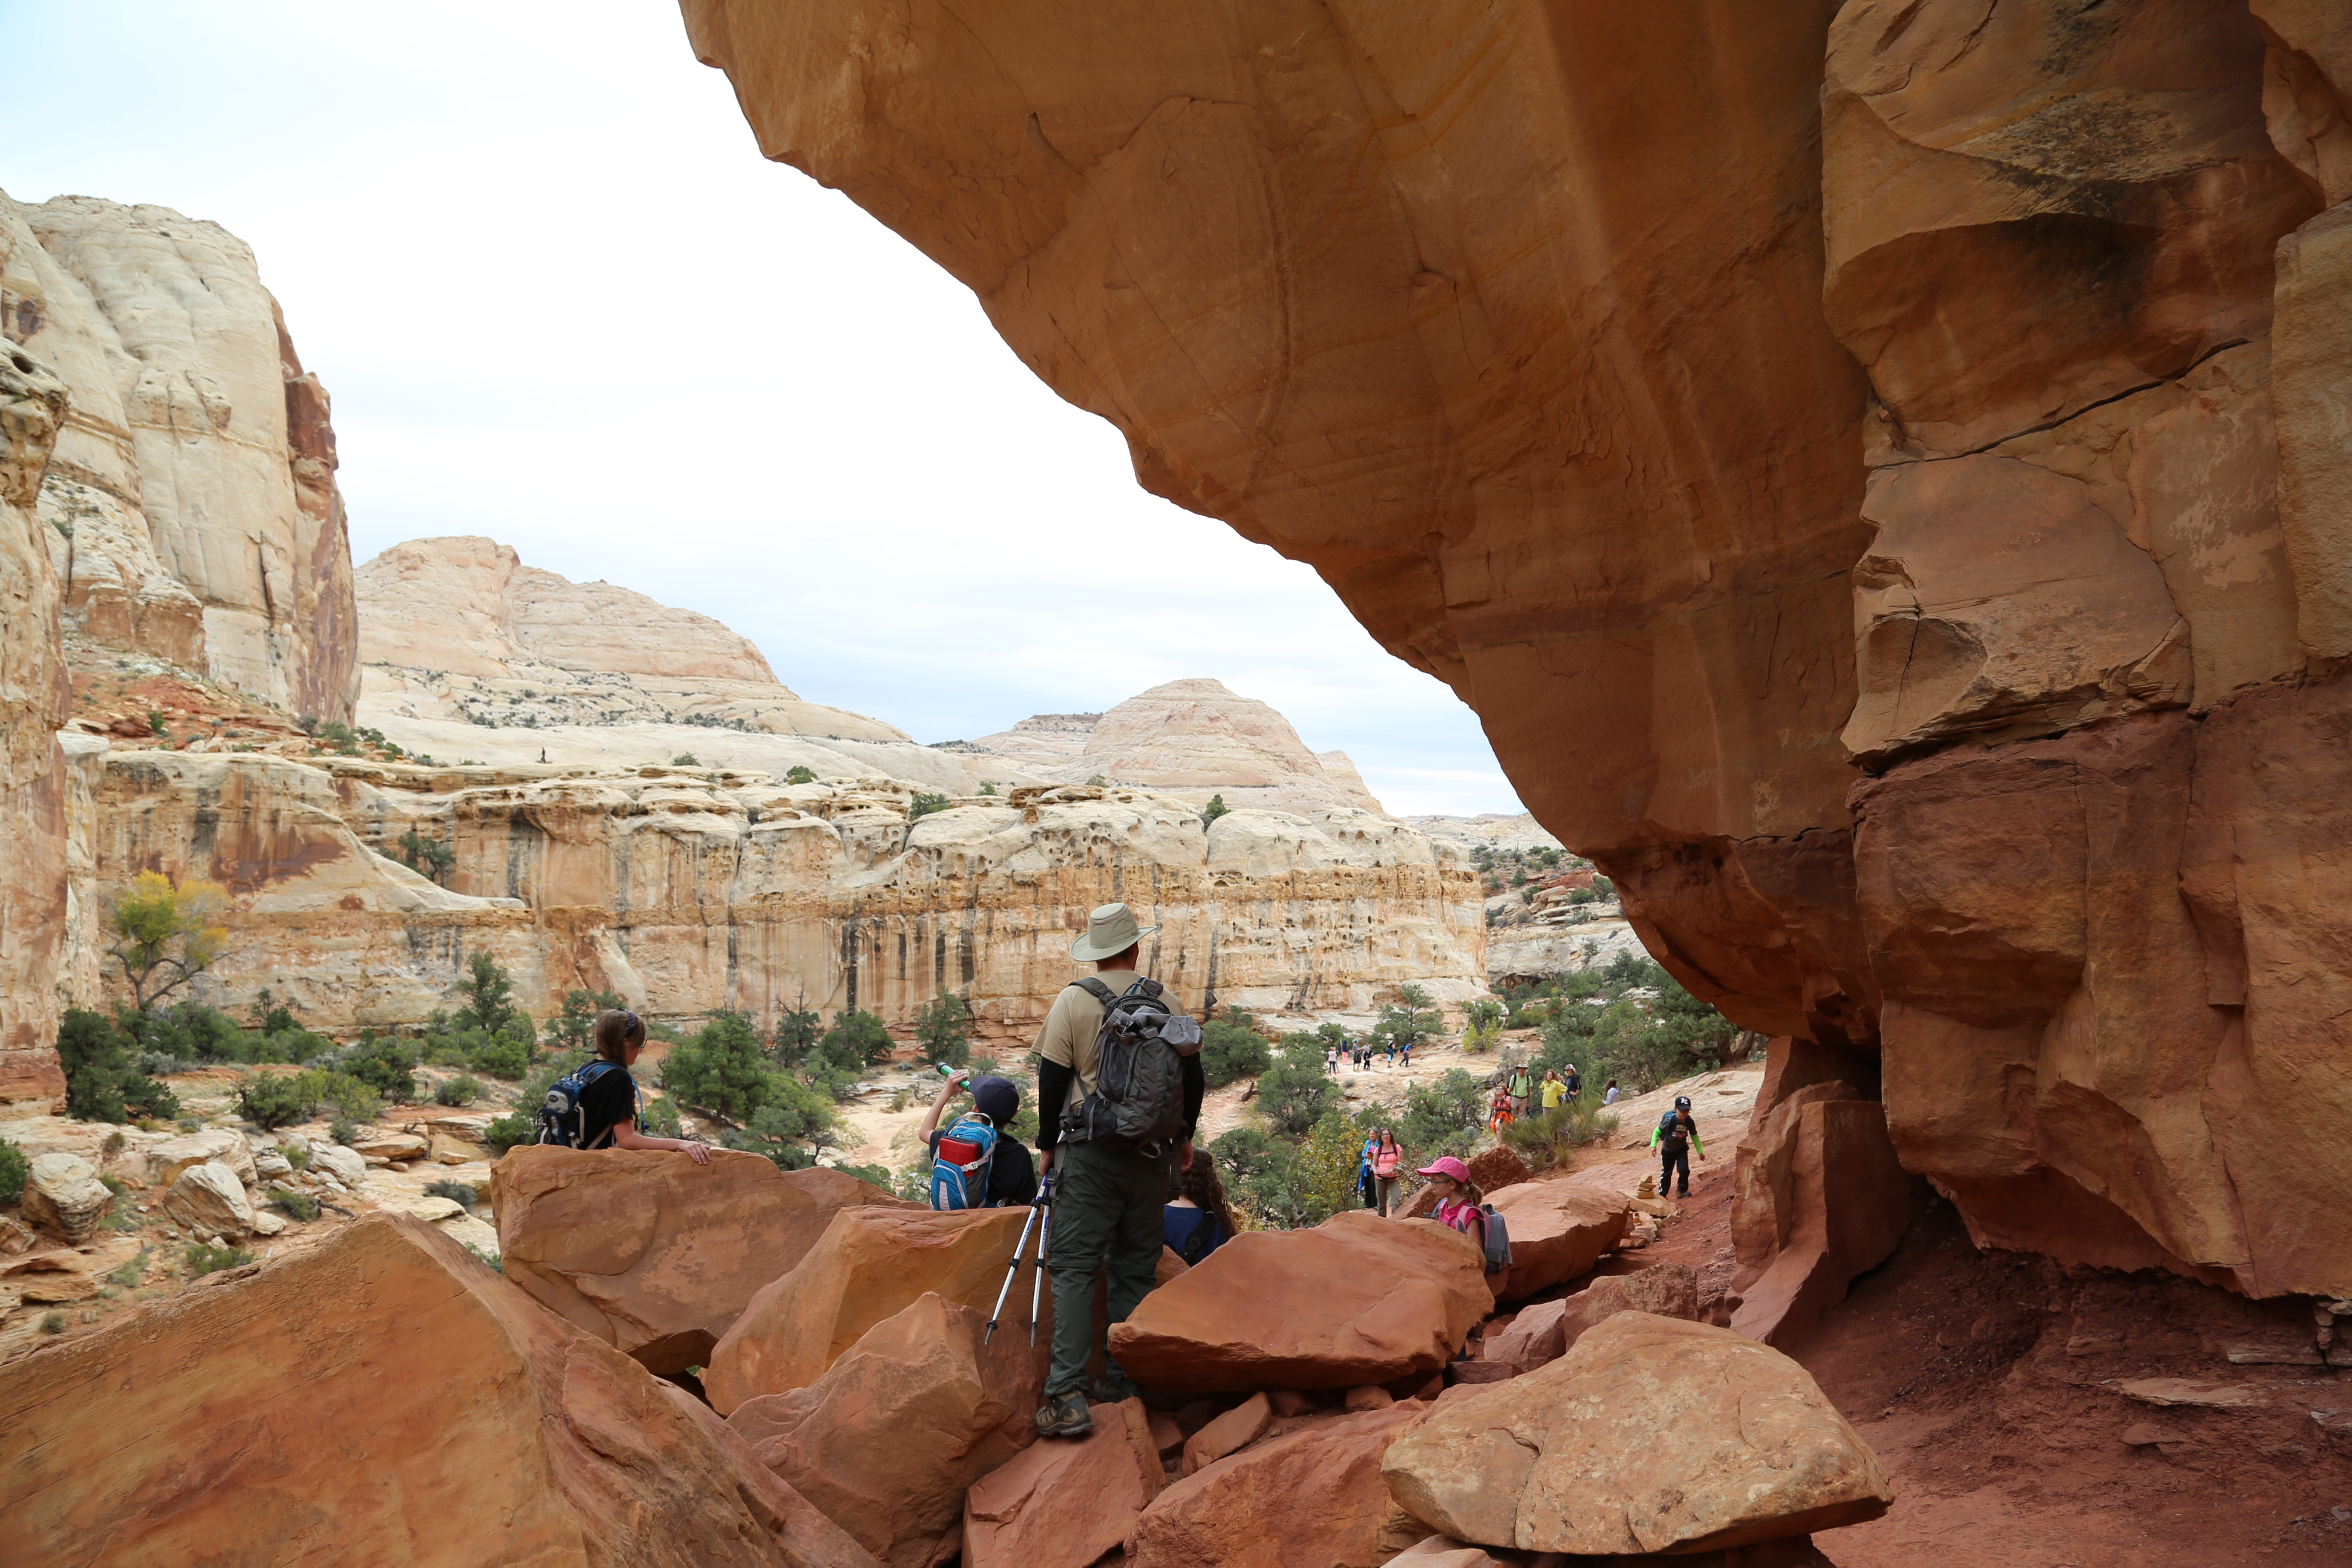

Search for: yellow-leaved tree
xmin=107 ymin=871 xmax=230 ymax=1011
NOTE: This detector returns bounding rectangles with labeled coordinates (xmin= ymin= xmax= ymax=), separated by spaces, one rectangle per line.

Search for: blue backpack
xmin=537 ymin=1060 xmax=629 ymax=1148
xmin=929 ymin=1112 xmax=1001 ymax=1210
xmin=1658 ymin=1111 xmax=1692 ymax=1154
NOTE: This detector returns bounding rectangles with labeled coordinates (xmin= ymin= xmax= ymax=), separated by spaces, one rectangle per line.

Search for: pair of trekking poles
xmin=984 ymin=1170 xmax=1054 ymax=1345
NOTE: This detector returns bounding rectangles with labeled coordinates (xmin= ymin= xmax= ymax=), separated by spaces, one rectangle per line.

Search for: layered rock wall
xmin=0 ymin=191 xmax=358 ymax=723
xmin=70 ymin=752 xmax=1485 ymax=1037
xmin=683 ymin=0 xmax=2352 ymax=1296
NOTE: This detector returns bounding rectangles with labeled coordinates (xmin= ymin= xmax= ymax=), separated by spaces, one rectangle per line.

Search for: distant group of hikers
xmin=1484 ymin=1060 xmax=1623 ymax=1130
xmin=530 ymin=900 xmax=1704 ymax=1442
xmin=1326 ymin=1036 xmax=1412 ymax=1070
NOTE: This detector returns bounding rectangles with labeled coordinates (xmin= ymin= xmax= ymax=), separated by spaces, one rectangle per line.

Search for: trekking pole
xmin=1028 ymin=1170 xmax=1054 ymax=1347
xmin=984 ymin=1199 xmax=1041 ymax=1346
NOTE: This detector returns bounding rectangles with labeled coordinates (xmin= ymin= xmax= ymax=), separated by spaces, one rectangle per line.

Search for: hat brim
xmin=1415 ymin=1161 xmax=1459 ymax=1179
xmin=1070 ymin=923 xmax=1157 ymax=962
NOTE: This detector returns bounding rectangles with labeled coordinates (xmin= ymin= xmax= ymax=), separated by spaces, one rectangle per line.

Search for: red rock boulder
xmin=1729 ymin=1099 xmax=1915 ymax=1345
xmin=1383 ymin=1313 xmax=1892 ymax=1556
xmin=705 ymin=1204 xmax=1040 ymax=1412
xmin=724 ymin=1292 xmax=1041 ymax=1568
xmin=493 ymin=1147 xmax=910 ymax=1374
xmin=1464 ymin=1145 xmax=1531 ymax=1195
xmin=1481 ymin=1178 xmax=1629 ymax=1299
xmin=964 ymin=1398 xmax=1164 ymax=1568
xmin=1128 ymin=1402 xmax=1431 ymax=1568
xmin=1109 ymin=1211 xmax=1488 ymax=1393
xmin=1483 ymin=1264 xmax=1700 ymax=1375
xmin=0 ymin=1212 xmax=871 ymax=1568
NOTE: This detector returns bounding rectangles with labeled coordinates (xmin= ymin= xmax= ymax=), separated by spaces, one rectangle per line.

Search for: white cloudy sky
xmin=7 ymin=1 xmax=1523 ymax=815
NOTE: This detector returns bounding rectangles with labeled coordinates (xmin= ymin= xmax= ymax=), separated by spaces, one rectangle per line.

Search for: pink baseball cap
xmin=1416 ymin=1155 xmax=1471 ymax=1183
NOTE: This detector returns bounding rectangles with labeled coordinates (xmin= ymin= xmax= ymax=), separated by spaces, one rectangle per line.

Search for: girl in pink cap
xmin=1417 ymin=1155 xmax=1485 ymax=1243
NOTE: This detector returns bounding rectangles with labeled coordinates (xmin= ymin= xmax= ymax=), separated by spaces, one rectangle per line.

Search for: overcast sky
xmin=7 ymin=1 xmax=1524 ymax=816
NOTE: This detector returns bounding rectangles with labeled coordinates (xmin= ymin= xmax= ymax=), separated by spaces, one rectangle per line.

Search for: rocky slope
xmin=971 ymin=678 xmax=1382 ymax=812
xmin=682 ymin=0 xmax=2352 ymax=1302
xmin=57 ymin=748 xmax=1485 ymax=1037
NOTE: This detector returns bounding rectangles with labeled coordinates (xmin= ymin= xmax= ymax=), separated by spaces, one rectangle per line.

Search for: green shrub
xmin=40 ymin=1311 xmax=65 ymax=1334
xmin=723 ymin=1078 xmax=841 ymax=1169
xmin=328 ymin=1116 xmax=360 ymax=1148
xmin=0 ymin=1136 xmax=27 ymax=1204
xmin=671 ymin=753 xmax=698 ymax=767
xmin=435 ymin=1074 xmax=483 ymax=1106
xmin=1199 ymin=1011 xmax=1271 ymax=1090
xmin=1499 ymin=1102 xmax=1620 ymax=1170
xmin=662 ymin=1013 xmax=776 ymax=1123
xmin=235 ymin=1072 xmax=313 ymax=1130
xmin=484 ymin=1111 xmax=536 ymax=1157
xmin=820 ymin=1009 xmax=895 ymax=1070
xmin=1199 ymin=793 xmax=1230 ymax=829
xmin=908 ymin=790 xmax=949 ymax=820
xmin=337 ymin=1036 xmax=418 ymax=1103
xmin=452 ymin=952 xmax=530 ymax=1038
xmin=98 ymin=1172 xmax=129 ymax=1197
xmin=284 ymin=1142 xmax=309 ymax=1170
xmin=424 ymin=1179 xmax=476 ymax=1208
xmin=184 ymin=1240 xmax=254 ymax=1276
xmin=1461 ymin=998 xmax=1506 ymax=1054
xmin=309 ymin=1072 xmax=383 ymax=1125
xmin=1255 ymin=1049 xmax=1339 ymax=1137
xmin=463 ymin=1241 xmax=503 ymax=1272
xmin=834 ymin=1162 xmax=893 ymax=1191
xmin=784 ymin=765 xmax=817 ymax=785
xmin=547 ymin=988 xmax=623 ymax=1054
xmin=914 ymin=992 xmax=972 ymax=1069
xmin=55 ymin=1009 xmax=180 ymax=1124
xmin=641 ymin=1094 xmax=683 ymax=1139
xmin=771 ymin=1006 xmax=823 ymax=1069
xmin=1397 ymin=1069 xmax=1488 ymax=1163
xmin=105 ymin=1247 xmax=151 ymax=1287
xmin=268 ymin=1188 xmax=320 ymax=1222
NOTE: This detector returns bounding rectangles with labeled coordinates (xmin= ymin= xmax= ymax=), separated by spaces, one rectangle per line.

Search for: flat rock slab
xmin=1129 ymin=1402 xmax=1430 ymax=1568
xmin=1383 ymin=1313 xmax=1893 ymax=1556
xmin=2115 ymin=1377 xmax=2266 ymax=1409
xmin=965 ymin=1399 xmax=1163 ymax=1568
xmin=0 ymin=1212 xmax=870 ymax=1568
xmin=1383 ymin=1534 xmax=1836 ymax=1567
xmin=1109 ymin=1211 xmax=1488 ymax=1393
xmin=1481 ymin=1179 xmax=1629 ymax=1299
xmin=494 ymin=1146 xmax=907 ymax=1376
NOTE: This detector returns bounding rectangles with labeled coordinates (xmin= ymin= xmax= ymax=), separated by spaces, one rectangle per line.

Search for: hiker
xmin=1651 ymin=1095 xmax=1706 ymax=1198
xmin=1385 ymin=1038 xmax=1397 ymax=1069
xmin=1487 ymin=1083 xmax=1514 ymax=1131
xmin=1367 ymin=1127 xmax=1405 ymax=1217
xmin=1398 ymin=1037 xmax=1413 ymax=1069
xmin=1603 ymin=1079 xmax=1621 ymax=1105
xmin=1165 ymin=1151 xmax=1240 ymax=1263
xmin=919 ymin=1069 xmax=1038 ymax=1209
xmin=1418 ymin=1155 xmax=1485 ymax=1246
xmin=1563 ymin=1063 xmax=1582 ymax=1099
xmin=1540 ymin=1069 xmax=1566 ymax=1114
xmin=545 ymin=1010 xmax=711 ymax=1163
xmin=1506 ymin=1059 xmax=1534 ymax=1119
xmin=1032 ymin=902 xmax=1206 ymax=1440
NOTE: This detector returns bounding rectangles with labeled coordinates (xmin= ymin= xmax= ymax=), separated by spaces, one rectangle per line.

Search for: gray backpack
xmin=1062 ymin=977 xmax=1203 ymax=1151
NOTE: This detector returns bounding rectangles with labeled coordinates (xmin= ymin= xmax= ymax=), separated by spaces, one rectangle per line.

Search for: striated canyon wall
xmin=75 ymin=750 xmax=1487 ymax=1036
xmin=682 ymin=0 xmax=2352 ymax=1297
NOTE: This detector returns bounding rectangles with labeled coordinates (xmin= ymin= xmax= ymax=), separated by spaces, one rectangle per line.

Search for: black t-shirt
xmin=578 ymin=1063 xmax=638 ymax=1149
xmin=924 ymin=1127 xmax=1039 ymax=1207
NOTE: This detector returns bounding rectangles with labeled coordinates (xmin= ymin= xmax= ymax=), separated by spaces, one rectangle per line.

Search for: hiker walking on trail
xmin=1032 ymin=902 xmax=1205 ymax=1441
xmin=1487 ymin=1082 xmax=1514 ymax=1132
xmin=538 ymin=1010 xmax=712 ymax=1164
xmin=1367 ymin=1128 xmax=1405 ymax=1217
xmin=1506 ymin=1060 xmax=1534 ymax=1119
xmin=1651 ymin=1095 xmax=1706 ymax=1198
xmin=919 ymin=1070 xmax=1037 ymax=1209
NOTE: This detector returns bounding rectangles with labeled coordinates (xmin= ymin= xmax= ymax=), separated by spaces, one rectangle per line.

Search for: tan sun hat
xmin=1070 ymin=900 xmax=1157 ymax=962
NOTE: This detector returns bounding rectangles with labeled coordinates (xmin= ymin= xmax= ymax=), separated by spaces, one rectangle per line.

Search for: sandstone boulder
xmin=162 ymin=1161 xmax=257 ymax=1237
xmin=1109 ymin=1211 xmax=1488 ymax=1393
xmin=253 ymin=1147 xmax=294 ymax=1179
xmin=1730 ymin=1099 xmax=1915 ymax=1346
xmin=143 ymin=1129 xmax=257 ymax=1189
xmin=309 ymin=1143 xmax=368 ymax=1188
xmin=964 ymin=1398 xmax=1163 ymax=1568
xmin=1481 ymin=1179 xmax=1629 ymax=1298
xmin=1382 ymin=1534 xmax=1834 ymax=1568
xmin=1482 ymin=1265 xmax=1700 ymax=1376
xmin=1384 ymin=1314 xmax=1892 ymax=1556
xmin=1128 ymin=1402 xmax=1430 ymax=1568
xmin=493 ymin=1147 xmax=907 ymax=1374
xmin=0 ymin=1212 xmax=869 ymax=1567
xmin=706 ymin=1205 xmax=1042 ymax=1413
xmin=1181 ymin=1391 xmax=1271 ymax=1476
xmin=21 ymin=1153 xmax=113 ymax=1241
xmin=1463 ymin=1146 xmax=1531 ymax=1195
xmin=353 ymin=1131 xmax=431 ymax=1162
xmin=724 ymin=1293 xmax=1041 ymax=1568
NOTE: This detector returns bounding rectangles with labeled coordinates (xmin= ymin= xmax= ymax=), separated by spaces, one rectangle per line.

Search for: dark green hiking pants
xmin=1045 ymin=1136 xmax=1173 ymax=1398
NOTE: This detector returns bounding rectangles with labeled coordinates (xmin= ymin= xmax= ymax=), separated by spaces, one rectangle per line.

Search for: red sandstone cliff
xmin=681 ymin=0 xmax=2352 ymax=1299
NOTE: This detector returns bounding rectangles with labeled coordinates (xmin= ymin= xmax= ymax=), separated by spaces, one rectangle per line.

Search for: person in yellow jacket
xmin=1649 ymin=1094 xmax=1706 ymax=1197
xmin=1539 ymin=1070 xmax=1567 ymax=1113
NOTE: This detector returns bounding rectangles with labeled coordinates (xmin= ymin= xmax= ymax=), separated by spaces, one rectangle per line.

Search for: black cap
xmin=971 ymin=1075 xmax=1020 ymax=1126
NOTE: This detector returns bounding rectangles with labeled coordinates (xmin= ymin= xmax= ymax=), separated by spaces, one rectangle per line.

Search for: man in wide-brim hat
xmin=1029 ymin=901 xmax=1204 ymax=1440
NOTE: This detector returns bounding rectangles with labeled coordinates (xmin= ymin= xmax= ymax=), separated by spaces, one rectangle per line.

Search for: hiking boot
xmin=1035 ymin=1393 xmax=1094 ymax=1440
xmin=1089 ymin=1372 xmax=1144 ymax=1404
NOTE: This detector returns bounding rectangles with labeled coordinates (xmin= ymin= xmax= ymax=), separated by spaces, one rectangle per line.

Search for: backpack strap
xmin=1071 ymin=977 xmax=1118 ymax=1006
